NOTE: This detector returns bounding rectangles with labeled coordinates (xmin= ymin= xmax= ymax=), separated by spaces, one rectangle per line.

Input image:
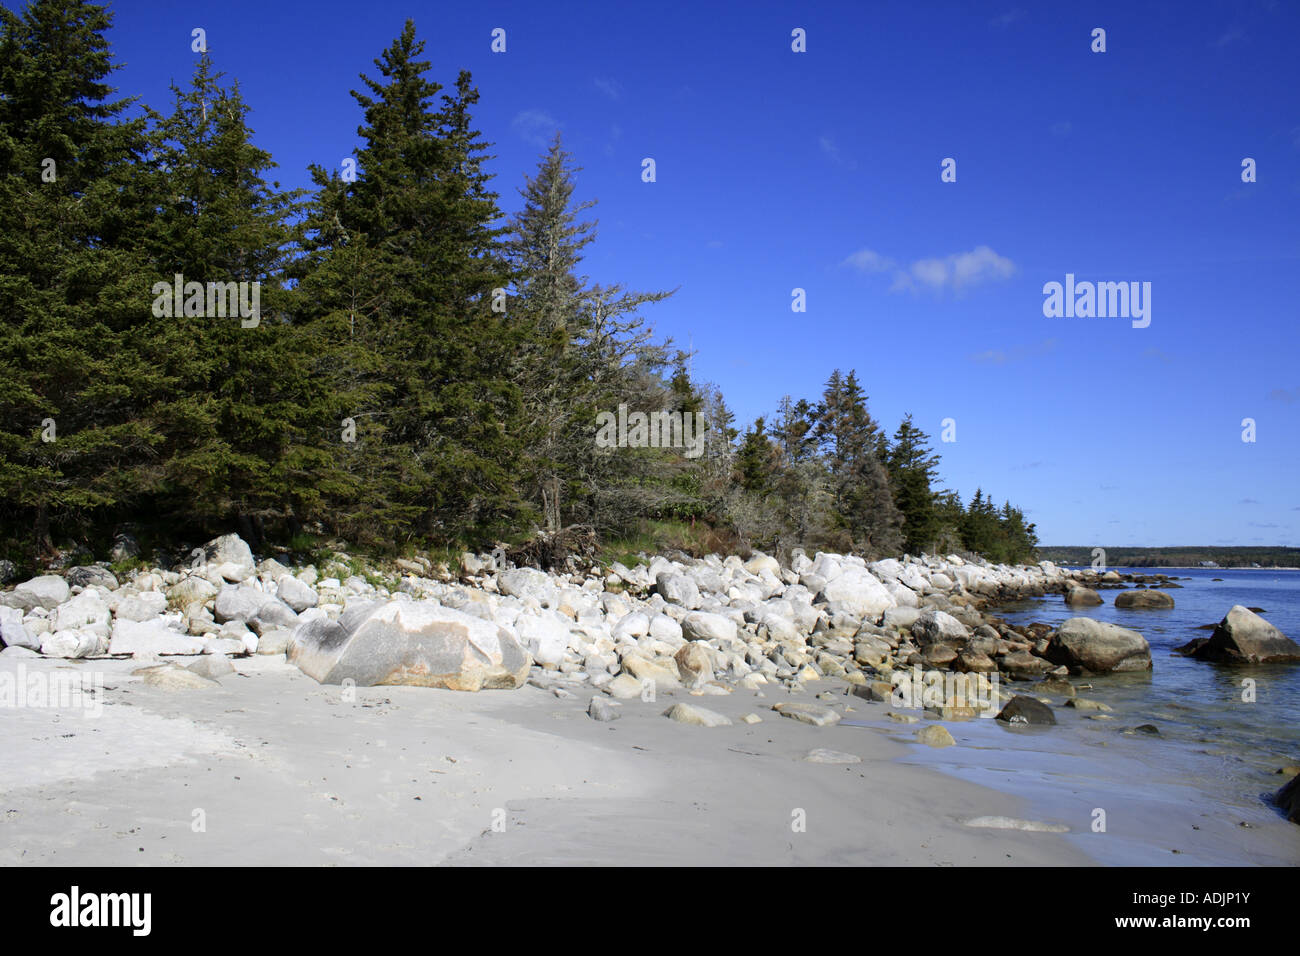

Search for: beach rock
xmin=40 ymin=629 xmax=100 ymax=659
xmin=514 ymin=613 xmax=571 ymax=668
xmin=675 ymin=642 xmax=715 ymax=688
xmin=0 ymin=605 xmax=39 ymax=649
xmin=0 ymin=644 xmax=38 ymax=658
xmin=138 ymin=663 xmax=219 ymax=691
xmin=818 ymin=570 xmax=895 ymax=622
xmin=276 ymin=574 xmax=319 ymax=612
xmin=1180 ymin=606 xmax=1300 ymax=664
xmin=910 ymin=608 xmax=969 ymax=648
xmin=203 ymin=533 xmax=255 ymax=574
xmin=1045 ymin=618 xmax=1151 ymax=674
xmin=1066 ymin=697 xmax=1113 ymax=713
xmin=773 ymin=702 xmax=841 ymax=727
xmin=605 ymin=673 xmax=645 ymax=699
xmin=188 ymin=655 xmax=235 ymax=679
xmin=999 ymin=649 xmax=1053 ymax=679
xmin=916 ymin=725 xmax=955 ymax=747
xmin=663 ymin=703 xmax=731 ymax=727
xmin=588 ymin=697 xmax=621 ymax=722
xmin=11 ymin=575 xmax=70 ymax=611
xmin=498 ymin=567 xmax=554 ymax=604
xmin=803 ymin=748 xmax=861 ymax=764
xmin=109 ymin=619 xmax=206 ymax=657
xmin=1114 ymin=588 xmax=1175 ymax=609
xmin=167 ymin=576 xmax=219 ymax=609
xmin=255 ymin=627 xmax=293 ymax=655
xmin=997 ymin=695 xmax=1056 ymax=725
xmin=64 ymin=566 xmax=119 ymax=590
xmin=1064 ymin=586 xmax=1103 ymax=607
xmin=1274 ymin=774 xmax=1300 ymax=824
xmin=620 ymin=654 xmax=681 ymax=690
xmin=289 ymin=600 xmax=531 ymax=690
xmin=0 ymin=559 xmax=15 ymax=584
xmin=114 ymin=591 xmax=168 ymax=622
xmin=681 ymin=611 xmax=737 ymax=644
xmin=655 ymin=573 xmax=702 ymax=609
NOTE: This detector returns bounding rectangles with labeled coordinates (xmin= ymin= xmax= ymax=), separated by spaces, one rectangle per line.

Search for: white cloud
xmin=594 ymin=77 xmax=623 ymax=100
xmin=512 ymin=109 xmax=560 ymax=147
xmin=845 ymin=244 xmax=1015 ymax=293
xmin=819 ymin=135 xmax=855 ymax=168
xmin=841 ymin=248 xmax=895 ymax=273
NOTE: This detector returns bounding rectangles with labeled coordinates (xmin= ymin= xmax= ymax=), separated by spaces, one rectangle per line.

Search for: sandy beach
xmin=3 ymin=651 xmax=1295 ymax=867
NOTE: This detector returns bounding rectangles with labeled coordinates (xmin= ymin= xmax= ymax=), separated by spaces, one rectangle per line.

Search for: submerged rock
xmin=996 ymin=695 xmax=1056 ymax=725
xmin=288 ymin=600 xmax=531 ymax=690
xmin=1114 ymin=589 xmax=1175 ymax=609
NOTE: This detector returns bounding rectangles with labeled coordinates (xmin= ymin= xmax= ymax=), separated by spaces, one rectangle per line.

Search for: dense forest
xmin=0 ymin=1 xmax=1039 ymax=571
xmin=1036 ymin=546 xmax=1300 ymax=569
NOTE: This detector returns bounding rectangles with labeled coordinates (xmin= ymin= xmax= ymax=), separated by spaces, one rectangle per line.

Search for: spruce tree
xmin=0 ymin=0 xmax=157 ymax=555
xmin=886 ymin=414 xmax=941 ymax=554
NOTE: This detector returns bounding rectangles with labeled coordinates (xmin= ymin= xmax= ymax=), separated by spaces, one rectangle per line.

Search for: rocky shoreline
xmin=2 ymin=536 xmax=1298 ymax=827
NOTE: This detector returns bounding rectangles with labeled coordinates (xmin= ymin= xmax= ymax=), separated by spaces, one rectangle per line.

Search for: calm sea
xmin=996 ymin=566 xmax=1300 ymax=787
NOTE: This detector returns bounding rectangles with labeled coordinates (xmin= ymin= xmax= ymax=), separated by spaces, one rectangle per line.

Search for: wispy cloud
xmin=819 ymin=135 xmax=856 ymax=169
xmin=969 ymin=337 xmax=1058 ymax=365
xmin=1267 ymin=386 xmax=1300 ymax=403
xmin=593 ymin=77 xmax=623 ymax=100
xmin=1143 ymin=348 xmax=1174 ymax=363
xmin=512 ymin=109 xmax=560 ymax=147
xmin=1213 ymin=26 xmax=1245 ymax=48
xmin=1050 ymin=120 xmax=1072 ymax=137
xmin=989 ymin=9 xmax=1024 ymax=29
xmin=843 ymin=244 xmax=1016 ymax=294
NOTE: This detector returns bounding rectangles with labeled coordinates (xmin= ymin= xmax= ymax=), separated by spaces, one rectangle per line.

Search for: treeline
xmin=1037 ymin=547 xmax=1300 ymax=569
xmin=0 ymin=2 xmax=1036 ymax=568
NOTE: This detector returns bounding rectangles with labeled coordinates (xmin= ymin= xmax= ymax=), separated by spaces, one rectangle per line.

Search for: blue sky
xmin=24 ymin=0 xmax=1300 ymax=547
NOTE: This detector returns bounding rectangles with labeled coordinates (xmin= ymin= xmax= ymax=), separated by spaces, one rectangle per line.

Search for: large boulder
xmin=682 ymin=611 xmax=737 ymax=644
xmin=275 ymin=574 xmax=319 ymax=612
xmin=910 ymin=608 xmax=970 ymax=648
xmin=214 ymin=585 xmax=298 ymax=633
xmin=817 ymin=569 xmax=895 ymax=622
xmin=203 ymin=533 xmax=255 ymax=576
xmin=1114 ymin=589 xmax=1175 ymax=609
xmin=0 ymin=606 xmax=38 ymax=650
xmin=1044 ymin=618 xmax=1151 ymax=674
xmin=1276 ymin=773 xmax=1300 ymax=824
xmin=513 ymin=612 xmax=571 ymax=668
xmin=655 ymin=573 xmax=702 ymax=610
xmin=64 ymin=566 xmax=119 ymax=590
xmin=1180 ymin=606 xmax=1300 ymax=664
xmin=1064 ymin=586 xmax=1103 ymax=607
xmin=288 ymin=600 xmax=531 ymax=690
xmin=109 ymin=619 xmax=206 ymax=657
xmin=497 ymin=567 xmax=554 ymax=604
xmin=10 ymin=575 xmax=70 ymax=611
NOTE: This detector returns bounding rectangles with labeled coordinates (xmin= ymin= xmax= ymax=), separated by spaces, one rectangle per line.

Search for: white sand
xmin=2 ymin=655 xmax=1293 ymax=866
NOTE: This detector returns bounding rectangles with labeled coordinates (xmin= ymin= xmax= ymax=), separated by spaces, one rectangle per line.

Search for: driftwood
xmin=496 ymin=525 xmax=597 ymax=572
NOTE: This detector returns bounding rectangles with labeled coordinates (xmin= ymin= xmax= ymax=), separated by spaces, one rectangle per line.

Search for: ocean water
xmin=892 ymin=567 xmax=1300 ymax=865
xmin=995 ymin=567 xmax=1300 ymax=775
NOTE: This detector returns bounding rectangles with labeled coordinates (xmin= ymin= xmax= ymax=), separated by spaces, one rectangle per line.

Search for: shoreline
xmin=3 ymin=540 xmax=1298 ymax=865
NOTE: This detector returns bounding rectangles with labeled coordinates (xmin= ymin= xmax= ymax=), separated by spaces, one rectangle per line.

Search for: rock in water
xmin=1044 ymin=618 xmax=1152 ymax=674
xmin=1064 ymin=586 xmax=1103 ymax=607
xmin=916 ymin=725 xmax=955 ymax=747
xmin=1276 ymin=774 xmax=1300 ymax=824
xmin=288 ymin=600 xmax=531 ymax=691
xmin=1114 ymin=588 xmax=1175 ymax=609
xmin=663 ymin=703 xmax=732 ymax=727
xmin=996 ymin=695 xmax=1056 ymax=725
xmin=1179 ymin=606 xmax=1300 ymax=664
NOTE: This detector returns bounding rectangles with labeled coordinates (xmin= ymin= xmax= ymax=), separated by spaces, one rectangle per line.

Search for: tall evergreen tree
xmin=139 ymin=52 xmax=309 ymax=544
xmin=886 ymin=413 xmax=941 ymax=554
xmin=0 ymin=0 xmax=158 ymax=555
xmin=813 ymin=370 xmax=902 ymax=555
